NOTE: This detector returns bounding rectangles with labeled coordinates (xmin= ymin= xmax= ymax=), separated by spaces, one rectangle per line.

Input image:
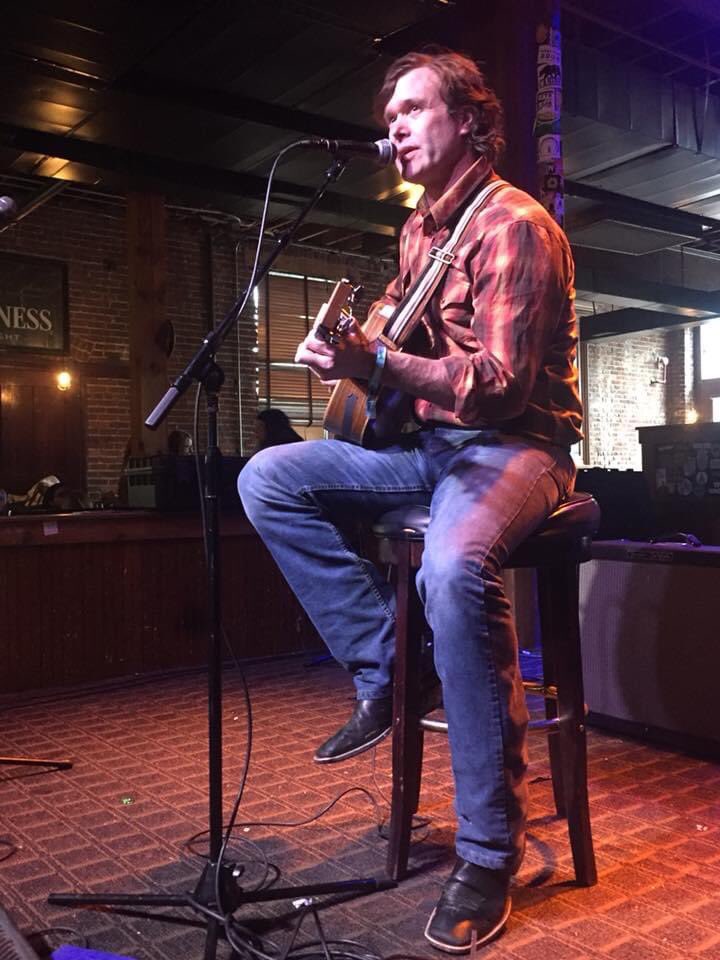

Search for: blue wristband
xmin=366 ymin=342 xmax=387 ymax=418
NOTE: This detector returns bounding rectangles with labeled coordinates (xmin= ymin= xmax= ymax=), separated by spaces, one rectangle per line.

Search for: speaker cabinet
xmin=579 ymin=542 xmax=720 ymax=758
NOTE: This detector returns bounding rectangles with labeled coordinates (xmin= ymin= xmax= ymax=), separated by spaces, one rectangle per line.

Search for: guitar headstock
xmin=315 ymin=278 xmax=359 ymax=343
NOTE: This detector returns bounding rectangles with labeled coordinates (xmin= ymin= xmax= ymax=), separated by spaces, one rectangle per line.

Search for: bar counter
xmin=1 ymin=509 xmax=321 ymax=694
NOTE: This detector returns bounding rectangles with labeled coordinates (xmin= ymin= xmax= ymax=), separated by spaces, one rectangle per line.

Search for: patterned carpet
xmin=1 ymin=655 xmax=720 ymax=960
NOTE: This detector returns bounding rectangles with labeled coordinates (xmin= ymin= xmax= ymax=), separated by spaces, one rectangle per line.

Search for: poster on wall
xmin=0 ymin=252 xmax=68 ymax=352
xmin=654 ymin=441 xmax=720 ymax=498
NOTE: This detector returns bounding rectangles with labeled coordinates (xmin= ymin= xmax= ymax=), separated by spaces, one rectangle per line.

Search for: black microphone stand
xmin=48 ymin=154 xmax=393 ymax=959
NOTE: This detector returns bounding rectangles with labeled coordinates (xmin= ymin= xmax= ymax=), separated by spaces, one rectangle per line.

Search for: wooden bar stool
xmin=372 ymin=491 xmax=600 ymax=886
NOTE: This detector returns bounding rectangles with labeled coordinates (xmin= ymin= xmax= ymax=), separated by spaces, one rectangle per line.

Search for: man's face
xmin=384 ymin=66 xmax=473 ymax=200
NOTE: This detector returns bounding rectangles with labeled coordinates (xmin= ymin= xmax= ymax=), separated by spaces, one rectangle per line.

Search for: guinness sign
xmin=0 ymin=253 xmax=67 ymax=352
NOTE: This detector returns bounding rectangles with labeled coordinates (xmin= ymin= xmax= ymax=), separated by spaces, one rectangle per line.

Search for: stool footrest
xmin=421 ymin=715 xmax=563 ymax=735
xmin=529 ymin=716 xmax=561 ymax=732
xmin=420 ymin=717 xmax=448 ymax=734
xmin=523 ymin=681 xmax=557 ymax=699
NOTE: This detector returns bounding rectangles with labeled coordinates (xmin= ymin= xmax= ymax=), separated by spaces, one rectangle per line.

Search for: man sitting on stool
xmin=240 ymin=49 xmax=582 ymax=953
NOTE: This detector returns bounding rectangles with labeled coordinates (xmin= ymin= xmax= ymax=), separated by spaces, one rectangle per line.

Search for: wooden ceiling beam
xmin=1 ymin=53 xmax=381 ymax=142
xmin=0 ymin=122 xmax=408 ymax=234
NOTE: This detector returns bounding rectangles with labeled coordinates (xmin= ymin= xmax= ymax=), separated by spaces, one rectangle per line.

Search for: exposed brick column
xmin=127 ymin=191 xmax=168 ymax=456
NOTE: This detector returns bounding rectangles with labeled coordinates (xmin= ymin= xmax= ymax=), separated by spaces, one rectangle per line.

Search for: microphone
xmin=300 ymin=138 xmax=396 ymax=165
xmin=0 ymin=196 xmax=18 ymax=220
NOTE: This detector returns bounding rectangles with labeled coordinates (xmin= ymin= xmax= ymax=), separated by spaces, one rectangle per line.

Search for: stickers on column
xmin=538 ymin=61 xmax=562 ymax=90
xmin=536 ymin=22 xmax=563 ymax=224
xmin=536 ymin=88 xmax=562 ymax=124
xmin=538 ymin=134 xmax=562 ymax=162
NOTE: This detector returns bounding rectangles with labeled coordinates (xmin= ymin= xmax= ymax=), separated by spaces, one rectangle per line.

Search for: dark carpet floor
xmin=1 ymin=656 xmax=720 ymax=960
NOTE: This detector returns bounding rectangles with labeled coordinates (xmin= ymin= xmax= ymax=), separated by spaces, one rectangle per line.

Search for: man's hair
xmin=375 ymin=49 xmax=505 ymax=166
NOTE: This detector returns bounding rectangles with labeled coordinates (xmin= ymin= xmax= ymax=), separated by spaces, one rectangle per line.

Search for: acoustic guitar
xmin=315 ymin=279 xmax=411 ymax=446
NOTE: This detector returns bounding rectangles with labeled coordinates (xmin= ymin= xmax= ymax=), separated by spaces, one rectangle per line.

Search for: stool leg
xmin=538 ymin=562 xmax=597 ymax=887
xmin=386 ymin=541 xmax=424 ymax=881
xmin=537 ymin=581 xmax=566 ymax=818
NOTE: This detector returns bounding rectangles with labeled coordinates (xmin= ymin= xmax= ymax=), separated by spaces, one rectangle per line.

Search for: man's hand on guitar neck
xmin=295 ymin=307 xmax=376 ymax=383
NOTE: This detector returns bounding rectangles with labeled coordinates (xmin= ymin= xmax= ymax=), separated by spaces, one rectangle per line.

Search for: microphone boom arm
xmin=145 ymin=152 xmax=349 ymax=428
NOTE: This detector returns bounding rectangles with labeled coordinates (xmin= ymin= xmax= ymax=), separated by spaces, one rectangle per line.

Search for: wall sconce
xmin=650 ymin=355 xmax=668 ymax=385
xmin=56 ymin=370 xmax=73 ymax=392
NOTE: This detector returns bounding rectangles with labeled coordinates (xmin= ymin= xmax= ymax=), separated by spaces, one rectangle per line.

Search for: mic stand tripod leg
xmin=49 ymin=873 xmax=396 ymax=946
xmin=0 ymin=756 xmax=72 ymax=770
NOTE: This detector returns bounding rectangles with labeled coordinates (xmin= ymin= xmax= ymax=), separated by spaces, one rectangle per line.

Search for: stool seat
xmin=372 ymin=490 xmax=600 ymax=542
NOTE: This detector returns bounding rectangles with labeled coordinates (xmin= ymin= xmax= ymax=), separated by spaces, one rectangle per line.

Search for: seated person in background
xmin=43 ymin=482 xmax=91 ymax=512
xmin=168 ymin=429 xmax=194 ymax=455
xmin=255 ymin=408 xmax=304 ymax=452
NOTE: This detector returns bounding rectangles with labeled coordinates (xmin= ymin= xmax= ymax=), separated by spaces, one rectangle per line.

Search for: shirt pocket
xmin=439 ymin=271 xmax=473 ymax=327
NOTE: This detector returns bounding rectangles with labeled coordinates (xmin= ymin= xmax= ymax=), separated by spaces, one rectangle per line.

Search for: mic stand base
xmin=49 ymin=867 xmax=394 ymax=953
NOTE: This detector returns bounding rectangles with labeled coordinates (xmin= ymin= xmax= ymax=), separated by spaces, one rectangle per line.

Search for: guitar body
xmin=323 ymin=379 xmax=371 ymax=445
xmin=322 ymin=311 xmax=412 ymax=446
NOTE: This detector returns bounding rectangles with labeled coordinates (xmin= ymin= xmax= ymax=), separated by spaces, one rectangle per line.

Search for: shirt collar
xmin=417 ymin=157 xmax=494 ymax=232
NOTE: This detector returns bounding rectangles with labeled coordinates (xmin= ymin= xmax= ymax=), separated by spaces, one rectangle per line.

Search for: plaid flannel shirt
xmin=369 ymin=158 xmax=583 ymax=447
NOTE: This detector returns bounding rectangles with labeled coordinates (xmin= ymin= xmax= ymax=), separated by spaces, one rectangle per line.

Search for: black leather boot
xmin=424 ymin=857 xmax=511 ymax=953
xmin=313 ymin=698 xmax=392 ymax=763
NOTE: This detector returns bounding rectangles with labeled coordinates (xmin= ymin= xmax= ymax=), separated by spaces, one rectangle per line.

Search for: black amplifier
xmin=126 ymin=454 xmax=248 ymax=511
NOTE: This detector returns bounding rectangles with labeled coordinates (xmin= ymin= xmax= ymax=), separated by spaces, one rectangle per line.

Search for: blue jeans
xmin=238 ymin=427 xmax=575 ymax=872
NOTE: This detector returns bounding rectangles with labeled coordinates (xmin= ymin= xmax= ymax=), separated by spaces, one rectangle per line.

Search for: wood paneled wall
xmin=0 ymin=366 xmax=85 ymax=493
xmin=0 ymin=512 xmax=321 ymax=693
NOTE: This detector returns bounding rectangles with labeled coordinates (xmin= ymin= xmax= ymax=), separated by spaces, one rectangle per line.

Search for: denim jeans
xmin=238 ymin=427 xmax=576 ymax=872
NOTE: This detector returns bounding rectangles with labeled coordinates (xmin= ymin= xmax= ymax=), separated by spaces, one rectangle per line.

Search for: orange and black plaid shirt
xmin=370 ymin=158 xmax=583 ymax=447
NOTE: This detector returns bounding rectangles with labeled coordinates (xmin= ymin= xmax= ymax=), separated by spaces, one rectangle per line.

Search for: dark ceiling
xmin=2 ymin=0 xmax=720 ymax=332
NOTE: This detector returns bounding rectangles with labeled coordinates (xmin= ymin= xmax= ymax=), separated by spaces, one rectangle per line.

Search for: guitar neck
xmin=316 ymin=279 xmax=355 ymax=341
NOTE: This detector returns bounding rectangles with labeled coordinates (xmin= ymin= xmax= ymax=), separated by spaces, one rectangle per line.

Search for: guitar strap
xmin=380 ymin=177 xmax=509 ymax=348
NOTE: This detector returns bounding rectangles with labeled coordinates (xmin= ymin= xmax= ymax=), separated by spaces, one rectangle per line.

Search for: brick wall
xmin=583 ymin=327 xmax=692 ymax=470
xmin=665 ymin=326 xmax=695 ymax=424
xmin=0 ymin=196 xmax=130 ymax=497
xmin=0 ymin=191 xmax=397 ymax=498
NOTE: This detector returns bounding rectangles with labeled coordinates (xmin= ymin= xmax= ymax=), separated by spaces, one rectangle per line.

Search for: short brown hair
xmin=375 ymin=49 xmax=505 ymax=166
